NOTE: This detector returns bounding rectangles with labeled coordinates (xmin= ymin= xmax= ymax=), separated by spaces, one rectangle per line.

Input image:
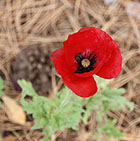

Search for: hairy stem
xmin=54 ymin=89 xmax=72 ymax=115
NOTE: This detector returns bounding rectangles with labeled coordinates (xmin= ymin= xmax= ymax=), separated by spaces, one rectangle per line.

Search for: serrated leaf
xmin=101 ymin=119 xmax=124 ymax=139
xmin=104 ymin=87 xmax=126 ymax=96
xmin=22 ymin=102 xmax=34 ymax=114
xmin=108 ymin=95 xmax=134 ymax=111
xmin=18 ymin=79 xmax=37 ymax=97
xmin=40 ymin=96 xmax=56 ymax=108
xmin=32 ymin=122 xmax=44 ymax=129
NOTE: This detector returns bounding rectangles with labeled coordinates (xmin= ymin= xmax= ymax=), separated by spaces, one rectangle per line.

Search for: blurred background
xmin=0 ymin=0 xmax=140 ymax=140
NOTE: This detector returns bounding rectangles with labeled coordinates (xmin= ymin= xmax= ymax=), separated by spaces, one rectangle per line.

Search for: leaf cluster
xmin=18 ymin=80 xmax=84 ymax=141
xmin=18 ymin=76 xmax=134 ymax=141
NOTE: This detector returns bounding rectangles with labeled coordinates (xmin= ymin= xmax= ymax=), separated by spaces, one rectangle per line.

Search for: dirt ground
xmin=0 ymin=0 xmax=140 ymax=141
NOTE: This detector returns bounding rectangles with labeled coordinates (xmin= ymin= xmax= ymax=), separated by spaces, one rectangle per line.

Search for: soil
xmin=10 ymin=45 xmax=53 ymax=95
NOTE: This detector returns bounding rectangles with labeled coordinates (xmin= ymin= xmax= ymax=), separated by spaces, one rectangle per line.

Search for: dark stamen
xmin=90 ymin=54 xmax=97 ymax=66
xmin=75 ymin=53 xmax=84 ymax=64
xmin=75 ymin=51 xmax=97 ymax=74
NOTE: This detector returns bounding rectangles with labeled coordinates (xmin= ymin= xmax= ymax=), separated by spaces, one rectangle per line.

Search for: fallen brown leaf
xmin=3 ymin=135 xmax=16 ymax=141
xmin=2 ymin=96 xmax=26 ymax=125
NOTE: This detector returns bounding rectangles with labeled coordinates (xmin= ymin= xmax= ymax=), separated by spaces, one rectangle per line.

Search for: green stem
xmin=54 ymin=89 xmax=72 ymax=115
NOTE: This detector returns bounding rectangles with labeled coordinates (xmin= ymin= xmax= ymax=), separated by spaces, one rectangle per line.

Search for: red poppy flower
xmin=50 ymin=27 xmax=122 ymax=98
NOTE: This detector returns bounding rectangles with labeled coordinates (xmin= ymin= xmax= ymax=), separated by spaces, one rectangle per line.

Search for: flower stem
xmin=54 ymin=89 xmax=72 ymax=115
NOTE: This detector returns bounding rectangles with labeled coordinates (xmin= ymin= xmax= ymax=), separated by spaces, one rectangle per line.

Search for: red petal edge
xmin=50 ymin=48 xmax=97 ymax=98
xmin=96 ymin=42 xmax=122 ymax=79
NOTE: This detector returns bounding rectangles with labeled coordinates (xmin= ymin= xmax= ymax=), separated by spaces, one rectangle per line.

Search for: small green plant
xmin=18 ymin=80 xmax=84 ymax=140
xmin=0 ymin=77 xmax=5 ymax=106
xmin=18 ymin=76 xmax=134 ymax=141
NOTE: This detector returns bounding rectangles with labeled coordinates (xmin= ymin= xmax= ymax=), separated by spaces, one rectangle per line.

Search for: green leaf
xmin=32 ymin=122 xmax=44 ymax=129
xmin=0 ymin=77 xmax=5 ymax=97
xmin=18 ymin=79 xmax=133 ymax=141
xmin=104 ymin=87 xmax=126 ymax=96
xmin=18 ymin=79 xmax=38 ymax=97
xmin=101 ymin=119 xmax=124 ymax=139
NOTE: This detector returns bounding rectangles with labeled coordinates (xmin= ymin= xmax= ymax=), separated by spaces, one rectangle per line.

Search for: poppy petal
xmin=50 ymin=48 xmax=75 ymax=77
xmin=50 ymin=48 xmax=67 ymax=75
xmin=62 ymin=76 xmax=97 ymax=98
xmin=96 ymin=44 xmax=122 ymax=79
xmin=63 ymin=27 xmax=116 ymax=78
xmin=50 ymin=48 xmax=97 ymax=98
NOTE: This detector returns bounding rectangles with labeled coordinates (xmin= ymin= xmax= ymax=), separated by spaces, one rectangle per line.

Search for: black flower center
xmin=75 ymin=51 xmax=97 ymax=74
